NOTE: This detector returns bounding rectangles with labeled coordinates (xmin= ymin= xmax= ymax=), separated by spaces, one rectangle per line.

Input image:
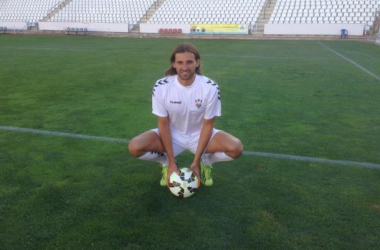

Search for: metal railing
xmin=263 ymin=0 xmax=272 ymax=20
xmin=48 ymin=1 xmax=65 ymax=12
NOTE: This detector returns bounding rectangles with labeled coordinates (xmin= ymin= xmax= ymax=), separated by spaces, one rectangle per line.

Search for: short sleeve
xmin=204 ymin=84 xmax=221 ymax=120
xmin=152 ymin=81 xmax=168 ymax=117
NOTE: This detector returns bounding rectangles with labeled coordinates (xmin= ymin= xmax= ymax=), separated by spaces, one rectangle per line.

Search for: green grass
xmin=1 ymin=35 xmax=380 ymax=249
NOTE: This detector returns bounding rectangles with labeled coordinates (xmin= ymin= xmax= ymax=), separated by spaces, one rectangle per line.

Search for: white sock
xmin=202 ymin=152 xmax=233 ymax=166
xmin=138 ymin=151 xmax=169 ymax=166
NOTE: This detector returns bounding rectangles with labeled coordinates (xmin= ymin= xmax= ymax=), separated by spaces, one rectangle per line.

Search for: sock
xmin=202 ymin=152 xmax=233 ymax=166
xmin=138 ymin=151 xmax=169 ymax=166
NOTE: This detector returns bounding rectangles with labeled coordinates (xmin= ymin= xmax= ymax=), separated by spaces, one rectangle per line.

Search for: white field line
xmin=319 ymin=42 xmax=380 ymax=81
xmin=1 ymin=125 xmax=379 ymax=169
xmin=0 ymin=125 xmax=127 ymax=143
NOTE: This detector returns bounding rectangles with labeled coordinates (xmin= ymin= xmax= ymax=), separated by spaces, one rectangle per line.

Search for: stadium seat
xmin=51 ymin=0 xmax=156 ymax=24
xmin=150 ymin=0 xmax=266 ymax=25
xmin=268 ymin=0 xmax=379 ymax=26
xmin=0 ymin=0 xmax=62 ymax=22
xmin=2 ymin=0 xmax=379 ymax=29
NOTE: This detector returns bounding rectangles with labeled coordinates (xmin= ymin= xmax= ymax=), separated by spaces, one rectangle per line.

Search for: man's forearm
xmin=158 ymin=118 xmax=176 ymax=166
xmin=193 ymin=118 xmax=214 ymax=164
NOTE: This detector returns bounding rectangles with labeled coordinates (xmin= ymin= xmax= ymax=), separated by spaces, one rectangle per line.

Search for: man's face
xmin=172 ymin=52 xmax=200 ymax=85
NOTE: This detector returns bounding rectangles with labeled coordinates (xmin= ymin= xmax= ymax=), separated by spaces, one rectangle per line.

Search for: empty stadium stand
xmin=269 ymin=0 xmax=380 ymax=27
xmin=148 ymin=0 xmax=265 ymax=25
xmin=50 ymin=0 xmax=156 ymax=25
xmin=0 ymin=0 xmax=380 ymax=35
xmin=0 ymin=0 xmax=62 ymax=23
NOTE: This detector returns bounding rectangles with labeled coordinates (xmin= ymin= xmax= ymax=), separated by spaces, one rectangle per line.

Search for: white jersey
xmin=152 ymin=74 xmax=221 ymax=136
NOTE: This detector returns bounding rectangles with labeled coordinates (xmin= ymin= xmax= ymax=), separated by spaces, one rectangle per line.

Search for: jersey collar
xmin=175 ymin=74 xmax=199 ymax=89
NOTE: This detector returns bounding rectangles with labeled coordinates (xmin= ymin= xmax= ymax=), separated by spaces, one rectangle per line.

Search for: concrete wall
xmin=0 ymin=22 xmax=27 ymax=30
xmin=39 ymin=22 xmax=131 ymax=32
xmin=264 ymin=23 xmax=365 ymax=36
xmin=140 ymin=23 xmax=190 ymax=33
xmin=1 ymin=21 xmax=367 ymax=36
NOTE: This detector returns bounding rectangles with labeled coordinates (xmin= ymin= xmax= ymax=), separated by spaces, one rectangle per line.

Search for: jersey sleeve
xmin=152 ymin=79 xmax=168 ymax=117
xmin=204 ymin=81 xmax=221 ymax=120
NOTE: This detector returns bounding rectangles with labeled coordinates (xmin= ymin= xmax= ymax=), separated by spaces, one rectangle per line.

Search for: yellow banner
xmin=190 ymin=24 xmax=248 ymax=35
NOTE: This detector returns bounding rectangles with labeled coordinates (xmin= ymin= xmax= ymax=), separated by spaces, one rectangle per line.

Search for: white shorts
xmin=152 ymin=128 xmax=220 ymax=157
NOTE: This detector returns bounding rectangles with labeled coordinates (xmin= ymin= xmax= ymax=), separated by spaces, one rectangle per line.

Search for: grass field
xmin=1 ymin=35 xmax=380 ymax=249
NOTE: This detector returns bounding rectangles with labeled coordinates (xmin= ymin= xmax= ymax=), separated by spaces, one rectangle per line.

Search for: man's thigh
xmin=130 ymin=130 xmax=165 ymax=152
xmin=205 ymin=130 xmax=241 ymax=154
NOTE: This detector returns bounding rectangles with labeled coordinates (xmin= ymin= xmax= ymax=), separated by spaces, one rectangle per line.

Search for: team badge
xmin=195 ymin=99 xmax=202 ymax=109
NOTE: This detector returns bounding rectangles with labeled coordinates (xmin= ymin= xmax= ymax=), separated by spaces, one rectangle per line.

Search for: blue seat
xmin=340 ymin=29 xmax=348 ymax=38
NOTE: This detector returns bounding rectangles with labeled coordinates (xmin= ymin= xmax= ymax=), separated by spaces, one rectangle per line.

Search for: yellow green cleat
xmin=200 ymin=161 xmax=213 ymax=186
xmin=160 ymin=165 xmax=168 ymax=186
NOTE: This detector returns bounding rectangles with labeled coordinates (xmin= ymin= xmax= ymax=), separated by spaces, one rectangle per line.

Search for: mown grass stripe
xmin=1 ymin=46 xmax=338 ymax=60
xmin=1 ymin=125 xmax=379 ymax=169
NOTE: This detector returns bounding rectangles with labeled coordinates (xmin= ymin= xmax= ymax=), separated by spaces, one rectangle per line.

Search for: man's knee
xmin=223 ymin=137 xmax=243 ymax=159
xmin=128 ymin=131 xmax=164 ymax=158
xmin=230 ymin=139 xmax=243 ymax=159
xmin=128 ymin=137 xmax=142 ymax=158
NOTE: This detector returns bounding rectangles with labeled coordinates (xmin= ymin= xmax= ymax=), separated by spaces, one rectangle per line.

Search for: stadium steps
xmin=373 ymin=10 xmax=380 ymax=35
xmin=253 ymin=0 xmax=277 ymax=34
xmin=41 ymin=0 xmax=73 ymax=22
xmin=132 ymin=0 xmax=166 ymax=33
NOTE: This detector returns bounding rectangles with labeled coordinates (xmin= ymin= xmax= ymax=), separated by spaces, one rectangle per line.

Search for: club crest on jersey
xmin=195 ymin=99 xmax=202 ymax=109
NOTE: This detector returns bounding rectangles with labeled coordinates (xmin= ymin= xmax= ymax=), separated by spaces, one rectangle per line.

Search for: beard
xmin=178 ymin=70 xmax=195 ymax=81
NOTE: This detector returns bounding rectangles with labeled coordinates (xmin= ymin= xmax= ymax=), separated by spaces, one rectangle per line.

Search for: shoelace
xmin=161 ymin=167 xmax=168 ymax=180
xmin=203 ymin=166 xmax=212 ymax=179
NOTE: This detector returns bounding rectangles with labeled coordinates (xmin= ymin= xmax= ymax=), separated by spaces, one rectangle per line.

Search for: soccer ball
xmin=168 ymin=168 xmax=199 ymax=198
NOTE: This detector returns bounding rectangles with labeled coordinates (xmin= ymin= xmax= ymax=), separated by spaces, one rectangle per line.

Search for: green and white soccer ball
xmin=168 ymin=167 xmax=199 ymax=198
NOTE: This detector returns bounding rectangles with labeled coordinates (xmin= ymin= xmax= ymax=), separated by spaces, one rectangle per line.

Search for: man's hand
xmin=188 ymin=161 xmax=201 ymax=187
xmin=167 ymin=163 xmax=179 ymax=186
